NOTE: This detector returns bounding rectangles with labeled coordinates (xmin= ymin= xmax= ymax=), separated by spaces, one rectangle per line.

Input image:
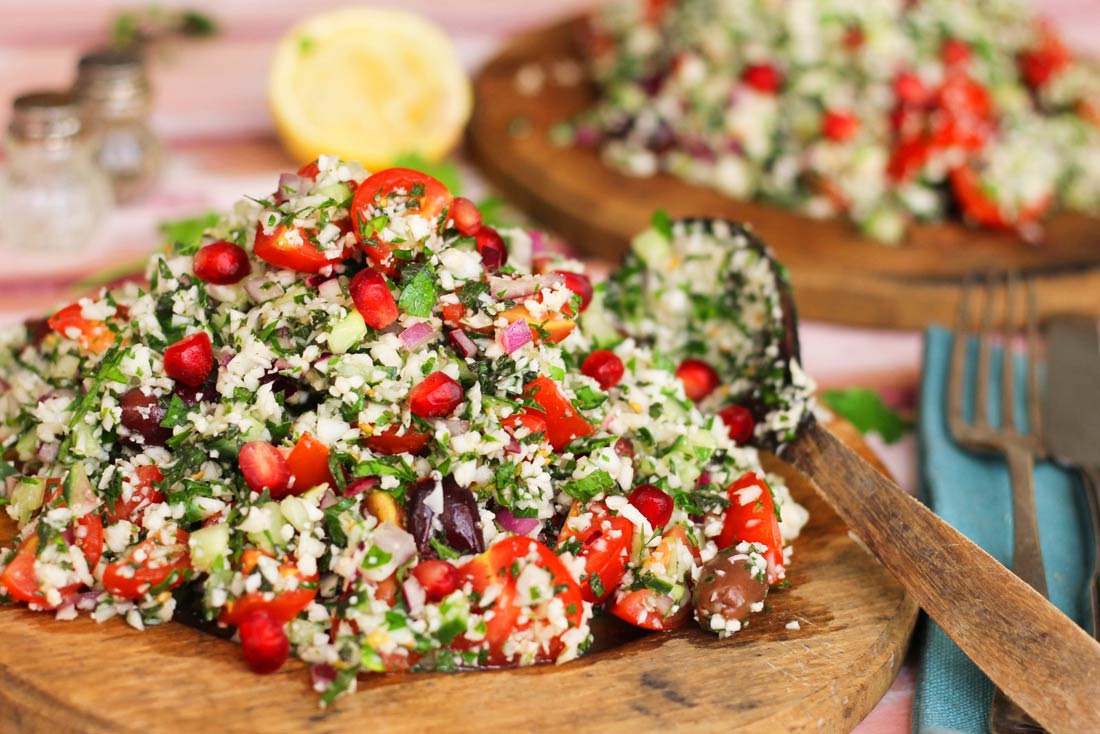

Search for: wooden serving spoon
xmin=625 ymin=219 xmax=1100 ymax=733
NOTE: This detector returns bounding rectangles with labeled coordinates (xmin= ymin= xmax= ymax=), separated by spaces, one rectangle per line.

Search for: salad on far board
xmin=0 ymin=157 xmax=810 ymax=703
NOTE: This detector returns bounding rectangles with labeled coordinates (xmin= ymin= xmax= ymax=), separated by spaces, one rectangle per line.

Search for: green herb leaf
xmin=391 ymin=153 xmax=462 ymax=196
xmin=561 ymin=470 xmax=614 ymax=503
xmin=160 ymin=212 xmax=219 ymax=256
xmin=398 ymin=265 xmax=438 ymax=318
xmin=650 ymin=209 xmax=673 ymax=240
xmin=821 ymin=387 xmax=912 ymax=444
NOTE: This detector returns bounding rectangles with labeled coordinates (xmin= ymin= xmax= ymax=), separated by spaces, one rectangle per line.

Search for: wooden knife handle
xmin=784 ymin=420 xmax=1100 ymax=734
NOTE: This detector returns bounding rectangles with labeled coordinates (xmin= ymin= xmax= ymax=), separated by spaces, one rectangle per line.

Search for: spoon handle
xmin=784 ymin=420 xmax=1100 ymax=734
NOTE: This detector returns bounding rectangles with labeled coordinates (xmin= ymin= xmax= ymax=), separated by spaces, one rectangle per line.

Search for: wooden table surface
xmin=0 ymin=1 xmax=1096 ymax=731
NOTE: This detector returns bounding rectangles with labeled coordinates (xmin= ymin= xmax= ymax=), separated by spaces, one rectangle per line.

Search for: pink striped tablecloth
xmin=0 ymin=1 xmax=1095 ymax=731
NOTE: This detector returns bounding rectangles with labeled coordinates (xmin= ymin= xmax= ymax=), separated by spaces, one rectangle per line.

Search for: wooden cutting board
xmin=467 ymin=17 xmax=1100 ymax=331
xmin=0 ymin=420 xmax=918 ymax=734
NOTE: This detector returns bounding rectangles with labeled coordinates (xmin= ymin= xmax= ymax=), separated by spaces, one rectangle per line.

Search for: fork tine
xmin=948 ymin=279 xmax=973 ymax=436
xmin=1025 ymin=278 xmax=1042 ymax=440
xmin=1001 ymin=273 xmax=1018 ymax=435
xmin=974 ymin=274 xmax=995 ymax=430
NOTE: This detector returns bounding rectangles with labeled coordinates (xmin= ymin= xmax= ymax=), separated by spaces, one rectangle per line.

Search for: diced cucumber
xmin=327 ymin=311 xmax=367 ymax=355
xmin=241 ymin=502 xmax=288 ymax=554
xmin=189 ymin=523 xmax=230 ymax=573
xmin=14 ymin=431 xmax=36 ymax=463
xmin=7 ymin=478 xmax=44 ymax=524
xmin=577 ymin=288 xmax=623 ymax=349
xmin=54 ymin=354 xmax=80 ymax=381
xmin=69 ymin=422 xmax=99 ymax=459
xmin=63 ymin=462 xmax=97 ymax=514
xmin=313 ymin=182 xmax=351 ymax=205
xmin=280 ymin=495 xmax=315 ymax=533
xmin=631 ymin=227 xmax=671 ymax=269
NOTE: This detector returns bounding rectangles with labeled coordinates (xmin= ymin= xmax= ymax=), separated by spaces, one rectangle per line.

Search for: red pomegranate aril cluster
xmin=349 ymin=267 xmax=398 ymax=329
xmin=238 ymin=608 xmax=290 ymax=674
xmin=581 ymin=349 xmax=624 ymax=389
xmin=556 ymin=271 xmax=593 ymax=313
xmin=239 ymin=440 xmax=291 ymax=497
xmin=718 ymin=404 xmax=756 ymax=445
xmin=409 ymin=372 xmax=464 ymax=418
xmin=628 ymin=483 xmax=674 ymax=529
xmin=411 ymin=559 xmax=462 ymax=602
xmin=451 ymin=196 xmax=482 ymax=236
xmin=475 ymin=227 xmax=508 ymax=272
xmin=742 ymin=63 xmax=782 ymax=94
xmin=193 ymin=241 xmax=251 ymax=285
xmin=163 ymin=332 xmax=215 ymax=387
xmin=675 ymin=358 xmax=720 ymax=402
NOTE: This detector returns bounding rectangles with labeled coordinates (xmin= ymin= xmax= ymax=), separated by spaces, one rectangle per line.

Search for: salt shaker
xmin=0 ymin=91 xmax=113 ymax=253
xmin=74 ymin=49 xmax=162 ymax=203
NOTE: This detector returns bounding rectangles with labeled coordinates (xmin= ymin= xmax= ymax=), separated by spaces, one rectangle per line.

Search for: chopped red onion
xmin=217 ymin=347 xmax=236 ymax=368
xmin=372 ymin=521 xmax=417 ymax=569
xmin=504 ymin=438 xmax=522 ymax=455
xmin=317 ymin=278 xmax=343 ymax=301
xmin=495 ymin=508 xmax=541 ymax=536
xmin=488 ymin=273 xmax=564 ymax=301
xmin=529 ymin=229 xmax=548 ymax=256
xmin=310 ymin=664 xmax=337 ymax=690
xmin=443 ymin=419 xmax=470 ymax=437
xmin=276 ymin=173 xmax=308 ymax=204
xmin=344 ymin=476 xmax=380 ymax=498
xmin=36 ymin=442 xmax=59 ymax=463
xmin=498 ymin=319 xmax=532 ymax=354
xmin=243 ymin=276 xmax=283 ymax=303
xmin=399 ymin=322 xmax=437 ymax=351
xmin=402 ymin=576 xmax=426 ymax=615
xmin=448 ymin=329 xmax=478 ymax=358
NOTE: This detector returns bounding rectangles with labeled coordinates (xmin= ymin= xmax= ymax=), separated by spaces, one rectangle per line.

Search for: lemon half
xmin=269 ymin=7 xmax=472 ymax=169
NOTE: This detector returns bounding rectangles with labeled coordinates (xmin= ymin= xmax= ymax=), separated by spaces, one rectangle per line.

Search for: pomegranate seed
xmin=409 ymin=372 xmax=464 ymax=418
xmin=742 ymin=63 xmax=782 ymax=94
xmin=193 ymin=241 xmax=251 ymax=285
xmin=163 ymin=332 xmax=214 ymax=387
xmin=941 ymin=39 xmax=971 ymax=67
xmin=822 ymin=110 xmax=860 ymax=142
xmin=556 ymin=270 xmax=593 ymax=312
xmin=614 ymin=437 xmax=635 ymax=460
xmin=349 ymin=268 xmax=398 ymax=329
xmin=718 ymin=404 xmax=756 ymax=445
xmin=628 ymin=483 xmax=674 ymax=529
xmin=582 ymin=350 xmax=625 ymax=389
xmin=451 ymin=197 xmax=482 ymax=237
xmin=238 ymin=609 xmax=290 ymax=674
xmin=475 ymin=227 xmax=509 ymax=272
xmin=239 ymin=441 xmax=291 ymax=497
xmin=411 ymin=559 xmax=462 ymax=602
xmin=675 ymin=358 xmax=720 ymax=402
xmin=894 ymin=72 xmax=927 ymax=105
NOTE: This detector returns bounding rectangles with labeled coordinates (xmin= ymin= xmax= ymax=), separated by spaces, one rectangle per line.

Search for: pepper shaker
xmin=74 ymin=49 xmax=163 ymax=203
xmin=0 ymin=91 xmax=113 ymax=252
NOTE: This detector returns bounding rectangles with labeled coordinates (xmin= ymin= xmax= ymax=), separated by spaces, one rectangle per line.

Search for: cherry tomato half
xmin=523 ymin=376 xmax=594 ymax=452
xmin=0 ymin=536 xmax=80 ymax=609
xmin=106 ymin=465 xmax=164 ymax=524
xmin=102 ymin=527 xmax=191 ymax=600
xmin=609 ymin=524 xmax=695 ymax=630
xmin=219 ymin=548 xmax=318 ymax=626
xmin=557 ymin=501 xmax=634 ymax=603
xmin=286 ymin=432 xmax=335 ymax=495
xmin=48 ymin=304 xmax=115 ymax=354
xmin=253 ymin=223 xmax=332 ymax=273
xmin=716 ymin=472 xmax=785 ymax=584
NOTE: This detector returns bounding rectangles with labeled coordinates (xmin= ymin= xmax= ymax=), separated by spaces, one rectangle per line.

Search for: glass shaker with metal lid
xmin=74 ymin=49 xmax=163 ymax=203
xmin=0 ymin=91 xmax=112 ymax=252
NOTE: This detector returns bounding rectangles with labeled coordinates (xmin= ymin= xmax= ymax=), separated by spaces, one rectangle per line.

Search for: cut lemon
xmin=269 ymin=7 xmax=471 ymax=169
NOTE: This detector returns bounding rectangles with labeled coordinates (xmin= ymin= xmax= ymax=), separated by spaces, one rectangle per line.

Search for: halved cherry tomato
xmin=363 ymin=425 xmax=432 ymax=456
xmin=286 ymin=432 xmax=335 ymax=494
xmin=609 ymin=524 xmax=694 ymax=630
xmin=1019 ymin=23 xmax=1071 ymax=90
xmin=102 ymin=527 xmax=190 ymax=600
xmin=219 ymin=548 xmax=318 ymax=626
xmin=47 ymin=304 xmax=115 ymax=354
xmin=75 ymin=514 xmax=104 ymax=568
xmin=0 ymin=536 xmax=80 ymax=608
xmin=297 ymin=160 xmax=321 ymax=180
xmin=459 ymin=536 xmax=585 ymax=665
xmin=253 ymin=223 xmax=331 ymax=273
xmin=523 ymin=376 xmax=594 ymax=452
xmin=440 ymin=301 xmax=466 ymax=325
xmin=500 ymin=305 xmax=576 ymax=345
xmin=351 ymin=168 xmax=452 ymax=234
xmin=949 ymin=166 xmax=1051 ymax=231
xmin=502 ymin=410 xmax=548 ymax=438
xmin=716 ymin=472 xmax=784 ymax=584
xmin=106 ymin=465 xmax=164 ymax=524
xmin=557 ymin=501 xmax=634 ymax=603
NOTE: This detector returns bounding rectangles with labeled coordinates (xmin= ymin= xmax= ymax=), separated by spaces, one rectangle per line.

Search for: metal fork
xmin=948 ymin=274 xmax=1048 ymax=734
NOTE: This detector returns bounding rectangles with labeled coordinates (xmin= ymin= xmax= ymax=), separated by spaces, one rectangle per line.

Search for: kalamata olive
xmin=173 ymin=379 xmax=218 ymax=406
xmin=259 ymin=371 xmax=299 ymax=400
xmin=24 ymin=317 xmax=51 ymax=346
xmin=693 ymin=547 xmax=768 ymax=633
xmin=118 ymin=388 xmax=172 ymax=446
xmin=406 ymin=475 xmax=485 ymax=556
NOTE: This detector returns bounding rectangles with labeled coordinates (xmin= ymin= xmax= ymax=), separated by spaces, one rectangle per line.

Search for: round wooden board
xmin=0 ymin=420 xmax=917 ymax=734
xmin=467 ymin=17 xmax=1100 ymax=331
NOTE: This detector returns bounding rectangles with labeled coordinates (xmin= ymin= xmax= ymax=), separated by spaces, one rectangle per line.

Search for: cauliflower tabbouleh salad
xmin=563 ymin=0 xmax=1100 ymax=242
xmin=0 ymin=157 xmax=812 ymax=703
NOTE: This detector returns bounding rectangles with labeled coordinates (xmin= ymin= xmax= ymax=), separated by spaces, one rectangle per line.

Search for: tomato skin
xmin=459 ymin=536 xmax=585 ymax=665
xmin=717 ymin=472 xmax=785 ymax=584
xmin=239 ymin=441 xmax=292 ymax=497
xmin=0 ymin=536 xmax=80 ymax=608
xmin=253 ymin=222 xmax=331 ymax=273
xmin=556 ymin=271 xmax=593 ymax=314
xmin=524 ymin=376 xmax=594 ymax=452
xmin=502 ymin=410 xmax=547 ymax=438
xmin=822 ymin=110 xmax=860 ymax=142
xmin=450 ymin=197 xmax=482 ymax=236
xmin=949 ymin=166 xmax=1051 ymax=231
xmin=107 ymin=465 xmax=165 ymax=524
xmin=557 ymin=501 xmax=634 ymax=603
xmin=742 ymin=63 xmax=782 ymax=93
xmin=102 ymin=528 xmax=191 ymax=600
xmin=48 ymin=304 xmax=115 ymax=354
xmin=411 ymin=559 xmax=462 ymax=602
xmin=297 ymin=160 xmax=321 ymax=180
xmin=611 ymin=589 xmax=693 ymax=630
xmin=941 ymin=39 xmax=971 ymax=67
xmin=440 ymin=301 xmax=466 ymax=325
xmin=219 ymin=549 xmax=318 ymax=626
xmin=499 ymin=305 xmax=576 ymax=345
xmin=76 ymin=513 xmax=104 ymax=568
xmin=1018 ymin=24 xmax=1070 ymax=89
xmin=364 ymin=425 xmax=432 ymax=456
xmin=286 ymin=432 xmax=335 ymax=494
xmin=349 ymin=268 xmax=398 ymax=329
xmin=352 ymin=168 xmax=452 ymax=229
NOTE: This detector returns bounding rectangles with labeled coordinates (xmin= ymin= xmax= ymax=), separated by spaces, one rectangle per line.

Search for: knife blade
xmin=1044 ymin=314 xmax=1100 ymax=638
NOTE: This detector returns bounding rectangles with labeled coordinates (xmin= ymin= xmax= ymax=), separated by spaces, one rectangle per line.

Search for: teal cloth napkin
xmin=915 ymin=327 xmax=1094 ymax=734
